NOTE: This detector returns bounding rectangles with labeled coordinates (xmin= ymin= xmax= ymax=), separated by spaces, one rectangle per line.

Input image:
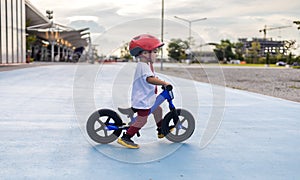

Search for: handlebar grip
xmin=162 ymin=84 xmax=173 ymax=91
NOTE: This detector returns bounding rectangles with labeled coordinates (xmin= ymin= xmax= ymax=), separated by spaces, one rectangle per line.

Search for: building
xmin=192 ymin=51 xmax=218 ymax=63
xmin=1 ymin=0 xmax=90 ymax=65
xmin=238 ymin=38 xmax=286 ymax=58
xmin=0 ymin=0 xmax=26 ymax=64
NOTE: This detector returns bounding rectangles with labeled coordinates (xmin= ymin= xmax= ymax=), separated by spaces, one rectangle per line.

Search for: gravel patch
xmin=156 ymin=64 xmax=300 ymax=103
xmin=2 ymin=62 xmax=299 ymax=103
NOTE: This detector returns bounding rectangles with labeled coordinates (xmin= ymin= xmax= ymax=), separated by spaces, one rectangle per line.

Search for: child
xmin=117 ymin=34 xmax=170 ymax=148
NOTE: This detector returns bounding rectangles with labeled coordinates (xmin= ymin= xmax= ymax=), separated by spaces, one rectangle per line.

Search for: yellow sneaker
xmin=117 ymin=133 xmax=139 ymax=149
xmin=157 ymin=126 xmax=175 ymax=139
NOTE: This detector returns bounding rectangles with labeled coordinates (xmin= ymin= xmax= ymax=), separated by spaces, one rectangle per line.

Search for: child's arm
xmin=146 ymin=76 xmax=170 ymax=86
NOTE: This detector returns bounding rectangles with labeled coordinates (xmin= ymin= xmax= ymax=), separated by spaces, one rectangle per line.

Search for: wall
xmin=0 ymin=0 xmax=26 ymax=64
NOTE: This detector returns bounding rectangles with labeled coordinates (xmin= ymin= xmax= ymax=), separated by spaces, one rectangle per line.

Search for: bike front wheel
xmin=162 ymin=109 xmax=195 ymax=143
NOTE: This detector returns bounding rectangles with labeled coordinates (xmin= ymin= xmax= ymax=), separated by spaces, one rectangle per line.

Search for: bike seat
xmin=118 ymin=107 xmax=135 ymax=117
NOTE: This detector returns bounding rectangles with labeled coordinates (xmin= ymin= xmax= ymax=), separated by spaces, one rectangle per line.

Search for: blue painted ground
xmin=0 ymin=62 xmax=299 ymax=179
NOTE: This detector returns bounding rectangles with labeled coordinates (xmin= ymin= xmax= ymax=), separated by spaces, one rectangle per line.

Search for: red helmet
xmin=129 ymin=34 xmax=164 ymax=56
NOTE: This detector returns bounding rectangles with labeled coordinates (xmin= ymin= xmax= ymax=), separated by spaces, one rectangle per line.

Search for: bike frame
xmin=105 ymin=86 xmax=179 ymax=131
xmin=151 ymin=86 xmax=175 ymax=113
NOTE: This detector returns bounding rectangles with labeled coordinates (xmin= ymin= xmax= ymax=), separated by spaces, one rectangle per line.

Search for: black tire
xmin=162 ymin=109 xmax=195 ymax=143
xmin=86 ymin=109 xmax=123 ymax=144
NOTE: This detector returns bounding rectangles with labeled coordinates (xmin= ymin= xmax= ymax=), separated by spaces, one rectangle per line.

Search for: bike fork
xmin=171 ymin=108 xmax=179 ymax=126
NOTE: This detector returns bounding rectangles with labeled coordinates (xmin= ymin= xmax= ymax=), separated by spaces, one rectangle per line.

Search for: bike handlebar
xmin=161 ymin=84 xmax=173 ymax=91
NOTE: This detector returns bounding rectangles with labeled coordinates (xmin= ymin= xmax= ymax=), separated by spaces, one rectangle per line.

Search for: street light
xmin=294 ymin=21 xmax=300 ymax=30
xmin=174 ymin=16 xmax=207 ymax=61
xmin=174 ymin=16 xmax=207 ymax=45
xmin=160 ymin=0 xmax=164 ymax=70
xmin=46 ymin=10 xmax=53 ymax=21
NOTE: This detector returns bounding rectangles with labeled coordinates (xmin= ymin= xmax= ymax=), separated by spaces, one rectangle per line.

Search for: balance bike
xmin=86 ymin=85 xmax=195 ymax=144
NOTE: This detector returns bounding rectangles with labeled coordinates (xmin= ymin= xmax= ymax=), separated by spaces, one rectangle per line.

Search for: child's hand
xmin=162 ymin=84 xmax=173 ymax=91
xmin=146 ymin=76 xmax=170 ymax=86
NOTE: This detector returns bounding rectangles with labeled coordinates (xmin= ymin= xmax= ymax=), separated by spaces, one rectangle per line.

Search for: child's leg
xmin=152 ymin=106 xmax=168 ymax=138
xmin=152 ymin=106 xmax=163 ymax=128
xmin=126 ymin=109 xmax=150 ymax=137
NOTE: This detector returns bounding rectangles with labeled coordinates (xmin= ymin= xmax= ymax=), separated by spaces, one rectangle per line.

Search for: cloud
xmin=94 ymin=18 xmax=206 ymax=55
xmin=67 ymin=16 xmax=99 ymax=22
xmin=69 ymin=20 xmax=105 ymax=33
xmin=28 ymin=0 xmax=300 ymax=55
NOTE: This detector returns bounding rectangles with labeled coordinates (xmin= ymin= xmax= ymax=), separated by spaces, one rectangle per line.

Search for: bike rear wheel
xmin=86 ymin=109 xmax=123 ymax=144
xmin=162 ymin=109 xmax=195 ymax=142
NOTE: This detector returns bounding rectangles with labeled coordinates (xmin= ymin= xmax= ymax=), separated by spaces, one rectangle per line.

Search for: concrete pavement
xmin=0 ymin=62 xmax=299 ymax=179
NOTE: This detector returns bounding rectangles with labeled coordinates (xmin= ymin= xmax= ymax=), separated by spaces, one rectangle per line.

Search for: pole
xmin=188 ymin=21 xmax=192 ymax=61
xmin=189 ymin=21 xmax=191 ymax=47
xmin=160 ymin=0 xmax=164 ymax=71
xmin=51 ymin=41 xmax=54 ymax=62
xmin=174 ymin=16 xmax=207 ymax=61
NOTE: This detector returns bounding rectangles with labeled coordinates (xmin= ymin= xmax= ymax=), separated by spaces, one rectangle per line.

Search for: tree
xmin=211 ymin=39 xmax=235 ymax=62
xmin=25 ymin=20 xmax=37 ymax=51
xmin=248 ymin=41 xmax=261 ymax=63
xmin=284 ymin=40 xmax=296 ymax=64
xmin=26 ymin=35 xmax=37 ymax=51
xmin=120 ymin=42 xmax=131 ymax=60
xmin=233 ymin=42 xmax=244 ymax=60
xmin=167 ymin=39 xmax=189 ymax=61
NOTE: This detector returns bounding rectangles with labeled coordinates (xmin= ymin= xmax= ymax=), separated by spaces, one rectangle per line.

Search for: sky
xmin=29 ymin=0 xmax=300 ymax=56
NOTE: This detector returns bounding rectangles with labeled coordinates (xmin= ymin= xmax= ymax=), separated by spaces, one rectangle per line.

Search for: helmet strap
xmin=139 ymin=53 xmax=153 ymax=63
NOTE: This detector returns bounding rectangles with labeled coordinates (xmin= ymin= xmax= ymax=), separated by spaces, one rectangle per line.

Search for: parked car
xmin=229 ymin=59 xmax=241 ymax=64
xmin=276 ymin=61 xmax=286 ymax=66
xmin=291 ymin=62 xmax=300 ymax=66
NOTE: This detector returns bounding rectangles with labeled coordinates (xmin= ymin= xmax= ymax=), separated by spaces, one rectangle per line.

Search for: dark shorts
xmin=132 ymin=108 xmax=150 ymax=117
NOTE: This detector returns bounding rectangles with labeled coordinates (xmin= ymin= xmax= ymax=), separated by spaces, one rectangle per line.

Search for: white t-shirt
xmin=131 ymin=62 xmax=156 ymax=109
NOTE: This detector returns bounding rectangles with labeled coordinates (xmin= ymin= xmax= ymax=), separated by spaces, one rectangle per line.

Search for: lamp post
xmin=46 ymin=10 xmax=53 ymax=21
xmin=160 ymin=0 xmax=164 ymax=70
xmin=46 ymin=10 xmax=57 ymax=62
xmin=46 ymin=29 xmax=58 ymax=62
xmin=174 ymin=16 xmax=207 ymax=61
xmin=294 ymin=21 xmax=300 ymax=30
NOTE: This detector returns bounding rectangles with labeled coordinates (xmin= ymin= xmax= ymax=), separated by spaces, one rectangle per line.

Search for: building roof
xmin=27 ymin=24 xmax=89 ymax=47
xmin=25 ymin=0 xmax=50 ymax=26
xmin=25 ymin=0 xmax=90 ymax=48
